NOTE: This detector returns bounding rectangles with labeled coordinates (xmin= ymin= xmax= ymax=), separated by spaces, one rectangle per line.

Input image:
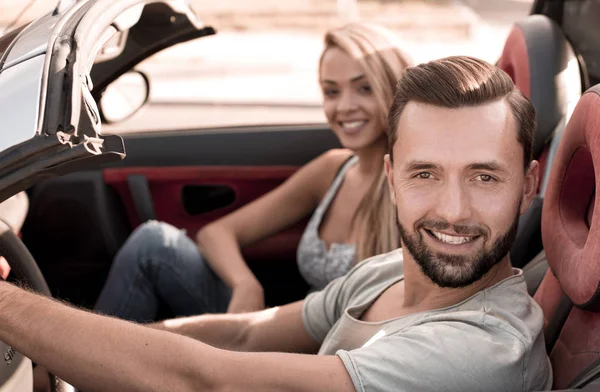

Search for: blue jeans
xmin=94 ymin=221 xmax=232 ymax=323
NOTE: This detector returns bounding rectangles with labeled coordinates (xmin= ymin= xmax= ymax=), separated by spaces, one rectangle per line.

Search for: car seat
xmin=498 ymin=15 xmax=583 ymax=274
xmin=533 ymin=84 xmax=600 ymax=390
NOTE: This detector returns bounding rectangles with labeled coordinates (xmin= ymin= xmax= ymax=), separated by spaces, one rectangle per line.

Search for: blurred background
xmin=0 ymin=0 xmax=535 ymax=131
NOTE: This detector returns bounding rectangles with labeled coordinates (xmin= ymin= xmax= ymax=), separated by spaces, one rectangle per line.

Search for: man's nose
xmin=434 ymin=178 xmax=473 ymax=224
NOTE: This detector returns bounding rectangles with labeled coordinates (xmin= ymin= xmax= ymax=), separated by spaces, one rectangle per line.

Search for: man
xmin=6 ymin=56 xmax=551 ymax=391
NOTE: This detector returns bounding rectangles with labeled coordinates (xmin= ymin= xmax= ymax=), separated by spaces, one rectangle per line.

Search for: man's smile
xmin=423 ymin=228 xmax=482 ymax=251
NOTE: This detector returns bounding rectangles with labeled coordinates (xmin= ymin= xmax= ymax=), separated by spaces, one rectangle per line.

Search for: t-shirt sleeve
xmin=336 ymin=321 xmax=548 ymax=392
xmin=301 ymin=252 xmax=404 ymax=344
xmin=302 ymin=274 xmax=347 ymax=343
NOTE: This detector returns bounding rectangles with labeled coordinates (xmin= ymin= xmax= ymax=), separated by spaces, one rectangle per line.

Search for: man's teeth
xmin=431 ymin=230 xmax=475 ymax=245
xmin=341 ymin=120 xmax=367 ymax=129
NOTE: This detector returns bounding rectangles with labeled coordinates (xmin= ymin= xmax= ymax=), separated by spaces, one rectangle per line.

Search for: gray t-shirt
xmin=302 ymin=249 xmax=552 ymax=392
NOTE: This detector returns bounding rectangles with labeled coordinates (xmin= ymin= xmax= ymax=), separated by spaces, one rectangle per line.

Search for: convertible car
xmin=0 ymin=0 xmax=598 ymax=390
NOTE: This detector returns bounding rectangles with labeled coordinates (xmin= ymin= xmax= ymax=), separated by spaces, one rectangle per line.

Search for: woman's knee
xmin=132 ymin=220 xmax=183 ymax=248
xmin=116 ymin=221 xmax=186 ymax=269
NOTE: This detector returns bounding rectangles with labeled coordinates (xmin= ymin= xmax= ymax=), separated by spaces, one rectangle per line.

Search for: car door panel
xmin=103 ymin=165 xmax=307 ymax=266
xmin=103 ymin=165 xmax=299 ymax=228
xmin=22 ymin=125 xmax=340 ymax=309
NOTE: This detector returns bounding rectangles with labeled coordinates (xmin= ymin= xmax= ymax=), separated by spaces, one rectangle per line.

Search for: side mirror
xmin=98 ymin=70 xmax=149 ymax=124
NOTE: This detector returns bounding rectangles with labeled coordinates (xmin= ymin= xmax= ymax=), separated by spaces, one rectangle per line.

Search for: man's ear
xmin=384 ymin=154 xmax=397 ymax=206
xmin=520 ymin=160 xmax=539 ymax=215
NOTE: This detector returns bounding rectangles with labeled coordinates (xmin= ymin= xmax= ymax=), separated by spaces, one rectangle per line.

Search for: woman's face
xmin=320 ymin=46 xmax=386 ymax=151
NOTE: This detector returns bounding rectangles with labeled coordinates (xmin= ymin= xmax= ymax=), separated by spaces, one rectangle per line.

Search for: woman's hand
xmin=227 ymin=279 xmax=265 ymax=313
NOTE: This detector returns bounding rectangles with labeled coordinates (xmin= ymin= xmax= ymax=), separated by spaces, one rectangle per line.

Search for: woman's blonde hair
xmin=320 ymin=23 xmax=412 ymax=261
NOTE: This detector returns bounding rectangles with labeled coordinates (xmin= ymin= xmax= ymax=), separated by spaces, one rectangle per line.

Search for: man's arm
xmin=0 ymin=283 xmax=353 ymax=392
xmin=148 ymin=300 xmax=320 ymax=353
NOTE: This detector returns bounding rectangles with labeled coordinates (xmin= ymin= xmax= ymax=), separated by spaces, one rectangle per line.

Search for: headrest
xmin=541 ymin=85 xmax=600 ymax=311
xmin=498 ymin=15 xmax=581 ymax=159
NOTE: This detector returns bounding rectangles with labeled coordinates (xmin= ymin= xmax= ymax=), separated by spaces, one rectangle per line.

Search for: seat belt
xmin=567 ymin=356 xmax=600 ymax=389
xmin=127 ymin=175 xmax=157 ymax=223
xmin=545 ymin=293 xmax=573 ymax=353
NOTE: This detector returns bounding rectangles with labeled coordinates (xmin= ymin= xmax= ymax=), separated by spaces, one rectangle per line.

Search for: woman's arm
xmin=196 ymin=149 xmax=353 ymax=312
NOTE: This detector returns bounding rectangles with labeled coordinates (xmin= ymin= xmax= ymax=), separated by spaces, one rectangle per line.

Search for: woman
xmin=95 ymin=22 xmax=411 ymax=322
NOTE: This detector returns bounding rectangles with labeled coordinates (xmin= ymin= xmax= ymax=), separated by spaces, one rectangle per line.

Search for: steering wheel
xmin=0 ymin=220 xmax=76 ymax=392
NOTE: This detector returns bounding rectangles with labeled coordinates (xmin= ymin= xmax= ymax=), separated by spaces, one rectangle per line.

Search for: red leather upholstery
xmin=498 ymin=26 xmax=530 ymax=97
xmin=534 ymin=270 xmax=564 ymax=330
xmin=103 ymin=166 xmax=304 ymax=265
xmin=498 ymin=15 xmax=582 ymax=188
xmin=542 ymin=90 xmax=600 ymax=308
xmin=535 ymin=85 xmax=600 ymax=389
xmin=499 ymin=15 xmax=583 ymax=271
xmin=550 ymin=309 xmax=600 ymax=388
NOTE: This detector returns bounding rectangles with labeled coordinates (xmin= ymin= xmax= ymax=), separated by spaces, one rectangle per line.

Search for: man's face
xmin=385 ymin=100 xmax=538 ymax=288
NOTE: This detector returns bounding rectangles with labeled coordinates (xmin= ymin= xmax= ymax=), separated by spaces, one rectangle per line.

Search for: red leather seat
xmin=498 ymin=14 xmax=583 ymax=271
xmin=534 ymin=84 xmax=600 ymax=389
xmin=498 ymin=14 xmax=582 ymax=185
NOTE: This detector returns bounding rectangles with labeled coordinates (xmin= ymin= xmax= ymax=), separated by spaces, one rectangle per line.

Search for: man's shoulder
xmin=341 ymin=312 xmax=551 ymax=392
xmin=334 ymin=249 xmax=404 ymax=305
xmin=478 ymin=270 xmax=546 ymax=347
xmin=410 ymin=270 xmax=544 ymax=347
xmin=339 ymin=273 xmax=550 ymax=392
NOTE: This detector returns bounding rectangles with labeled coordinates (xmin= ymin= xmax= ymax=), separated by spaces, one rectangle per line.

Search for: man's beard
xmin=397 ymin=207 xmax=520 ymax=288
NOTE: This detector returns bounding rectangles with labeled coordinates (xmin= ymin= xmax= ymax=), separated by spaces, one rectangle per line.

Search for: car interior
xmin=499 ymin=12 xmax=583 ymax=290
xmin=533 ymin=84 xmax=600 ymax=390
xmin=0 ymin=0 xmax=598 ymax=389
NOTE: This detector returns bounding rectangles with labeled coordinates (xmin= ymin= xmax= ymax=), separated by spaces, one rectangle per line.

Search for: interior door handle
xmin=182 ymin=184 xmax=235 ymax=215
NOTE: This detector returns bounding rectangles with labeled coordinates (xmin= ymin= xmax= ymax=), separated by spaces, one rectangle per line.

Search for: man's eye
xmin=416 ymin=172 xmax=432 ymax=179
xmin=477 ymin=174 xmax=494 ymax=182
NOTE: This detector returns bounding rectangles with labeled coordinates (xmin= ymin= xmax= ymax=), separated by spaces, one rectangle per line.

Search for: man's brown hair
xmin=387 ymin=56 xmax=536 ymax=168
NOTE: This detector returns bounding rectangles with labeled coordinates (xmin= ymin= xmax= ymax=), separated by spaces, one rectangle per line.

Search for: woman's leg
xmin=94 ymin=221 xmax=231 ymax=323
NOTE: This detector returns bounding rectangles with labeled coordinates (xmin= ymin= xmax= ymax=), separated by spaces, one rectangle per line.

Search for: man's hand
xmin=227 ymin=279 xmax=265 ymax=313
